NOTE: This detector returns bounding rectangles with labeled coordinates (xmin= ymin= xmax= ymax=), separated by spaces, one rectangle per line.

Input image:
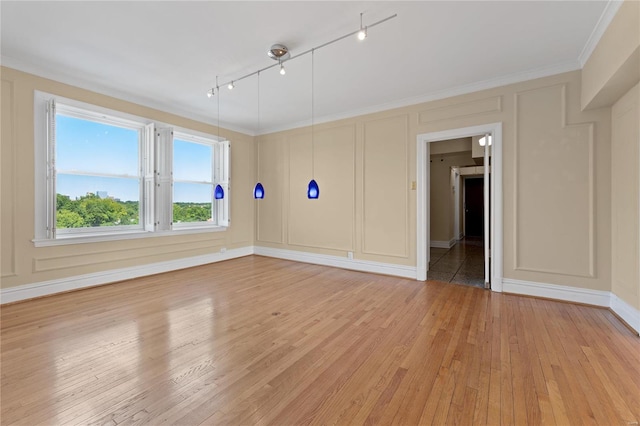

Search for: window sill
xmin=33 ymin=226 xmax=228 ymax=247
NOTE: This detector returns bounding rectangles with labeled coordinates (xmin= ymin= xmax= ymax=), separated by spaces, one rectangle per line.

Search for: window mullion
xmin=143 ymin=123 xmax=155 ymax=231
xmin=46 ymin=99 xmax=57 ymax=239
xmin=155 ymin=128 xmax=173 ymax=231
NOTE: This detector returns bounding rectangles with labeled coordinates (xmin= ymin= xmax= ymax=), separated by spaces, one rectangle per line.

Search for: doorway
xmin=416 ymin=123 xmax=503 ymax=292
xmin=464 ymin=177 xmax=484 ymax=237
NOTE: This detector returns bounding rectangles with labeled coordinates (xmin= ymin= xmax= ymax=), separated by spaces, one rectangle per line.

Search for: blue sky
xmin=56 ymin=115 xmax=213 ymax=202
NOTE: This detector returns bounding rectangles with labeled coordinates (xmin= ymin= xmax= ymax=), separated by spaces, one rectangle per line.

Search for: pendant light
xmin=307 ymin=49 xmax=319 ymax=199
xmin=253 ymin=71 xmax=265 ymax=199
xmin=214 ymin=76 xmax=225 ymax=200
xmin=214 ymin=184 xmax=224 ymax=199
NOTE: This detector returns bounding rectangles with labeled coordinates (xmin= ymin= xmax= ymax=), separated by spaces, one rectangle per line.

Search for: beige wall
xmin=582 ymin=0 xmax=640 ymax=110
xmin=611 ymin=83 xmax=640 ymax=310
xmin=429 ymin=151 xmax=475 ymax=243
xmin=0 ymin=67 xmax=255 ymax=289
xmin=256 ymin=70 xmax=612 ymax=291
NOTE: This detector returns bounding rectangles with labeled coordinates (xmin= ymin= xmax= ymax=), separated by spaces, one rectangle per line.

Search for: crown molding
xmin=2 ymin=54 xmax=580 ymax=138
xmin=1 ymin=55 xmax=257 ymax=137
xmin=259 ymin=60 xmax=580 ymax=135
xmin=578 ymin=0 xmax=624 ymax=67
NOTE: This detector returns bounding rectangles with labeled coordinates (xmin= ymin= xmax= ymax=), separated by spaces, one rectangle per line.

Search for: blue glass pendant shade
xmin=307 ymin=179 xmax=319 ymax=199
xmin=214 ymin=184 xmax=224 ymax=199
xmin=253 ymin=182 xmax=265 ymax=199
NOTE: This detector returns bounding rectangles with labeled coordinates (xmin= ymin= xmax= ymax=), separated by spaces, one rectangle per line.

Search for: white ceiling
xmin=1 ymin=1 xmax=613 ymax=135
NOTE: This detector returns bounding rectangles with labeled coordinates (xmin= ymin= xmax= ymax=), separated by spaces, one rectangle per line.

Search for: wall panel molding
xmin=513 ymin=83 xmax=595 ymax=278
xmin=362 ymin=115 xmax=409 ymax=258
xmin=2 ymin=246 xmax=254 ymax=304
xmin=33 ymin=237 xmax=226 ymax=272
xmin=255 ymin=246 xmax=416 ymax=279
xmin=256 ymin=138 xmax=284 ymax=244
xmin=504 ymin=278 xmax=640 ymax=335
xmin=418 ymin=96 xmax=502 ymax=124
xmin=1 ymin=78 xmax=16 ymax=278
xmin=287 ymin=125 xmax=356 ymax=252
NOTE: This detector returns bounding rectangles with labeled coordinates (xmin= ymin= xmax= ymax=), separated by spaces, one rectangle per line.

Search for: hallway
xmin=428 ymin=238 xmax=485 ymax=288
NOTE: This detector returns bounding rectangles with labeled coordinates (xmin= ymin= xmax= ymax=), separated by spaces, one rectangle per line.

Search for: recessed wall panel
xmin=256 ymin=138 xmax=284 ymax=244
xmin=363 ymin=115 xmax=408 ymax=258
xmin=1 ymin=79 xmax=15 ymax=278
xmin=288 ymin=126 xmax=355 ymax=250
xmin=611 ymin=84 xmax=640 ymax=309
xmin=514 ymin=84 xmax=594 ymax=277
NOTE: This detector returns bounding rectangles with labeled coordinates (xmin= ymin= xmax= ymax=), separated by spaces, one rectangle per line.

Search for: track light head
xmin=280 ymin=63 xmax=286 ymax=75
xmin=228 ymin=81 xmax=234 ymax=90
xmin=206 ymin=88 xmax=215 ymax=98
xmin=358 ymin=12 xmax=367 ymax=41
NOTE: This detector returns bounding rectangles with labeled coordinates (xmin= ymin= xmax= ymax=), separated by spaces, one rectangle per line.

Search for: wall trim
xmin=417 ymin=123 xmax=503 ymax=292
xmin=0 ymin=246 xmax=254 ymax=304
xmin=2 ymin=247 xmax=637 ymax=334
xmin=430 ymin=239 xmax=456 ymax=249
xmin=254 ymin=246 xmax=417 ymax=279
xmin=261 ymin=61 xmax=579 ymax=135
xmin=2 ymin=57 xmax=579 ymax=137
xmin=503 ymin=278 xmax=610 ymax=306
xmin=503 ymin=278 xmax=640 ymax=335
xmin=610 ymin=292 xmax=640 ymax=335
xmin=578 ymin=0 xmax=625 ymax=67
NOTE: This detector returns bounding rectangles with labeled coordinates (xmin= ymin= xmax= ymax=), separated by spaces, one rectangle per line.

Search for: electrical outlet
xmin=220 ymin=247 xmax=227 ymax=253
xmin=348 ymin=251 xmax=353 ymax=260
xmin=411 ymin=181 xmax=417 ymax=190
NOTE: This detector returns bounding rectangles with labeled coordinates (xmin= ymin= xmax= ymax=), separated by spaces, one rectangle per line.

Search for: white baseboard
xmin=430 ymin=239 xmax=456 ymax=249
xmin=254 ymin=246 xmax=417 ymax=279
xmin=503 ymin=278 xmax=640 ymax=335
xmin=502 ymin=278 xmax=610 ymax=307
xmin=610 ymin=292 xmax=640 ymax=335
xmin=3 ymin=245 xmax=637 ymax=335
xmin=0 ymin=246 xmax=254 ymax=304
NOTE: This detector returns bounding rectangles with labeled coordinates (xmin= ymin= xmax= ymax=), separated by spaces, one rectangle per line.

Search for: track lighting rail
xmin=210 ymin=13 xmax=397 ymax=93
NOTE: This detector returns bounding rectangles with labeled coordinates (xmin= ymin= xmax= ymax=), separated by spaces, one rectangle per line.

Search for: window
xmin=52 ymin=103 xmax=146 ymax=236
xmin=34 ymin=92 xmax=230 ymax=245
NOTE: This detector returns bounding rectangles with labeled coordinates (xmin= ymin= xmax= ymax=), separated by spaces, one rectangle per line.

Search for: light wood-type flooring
xmin=1 ymin=255 xmax=639 ymax=425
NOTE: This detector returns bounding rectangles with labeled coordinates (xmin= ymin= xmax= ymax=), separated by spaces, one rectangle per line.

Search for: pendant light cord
xmin=216 ymin=76 xmax=220 ymax=141
xmin=311 ymin=49 xmax=315 ymax=179
xmin=257 ymin=71 xmax=261 ymax=179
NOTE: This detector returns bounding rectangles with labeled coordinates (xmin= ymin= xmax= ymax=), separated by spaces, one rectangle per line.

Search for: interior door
xmin=464 ymin=177 xmax=484 ymax=237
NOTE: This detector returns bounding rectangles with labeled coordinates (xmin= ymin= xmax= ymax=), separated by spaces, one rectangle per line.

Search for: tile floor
xmin=428 ymin=237 xmax=486 ymax=289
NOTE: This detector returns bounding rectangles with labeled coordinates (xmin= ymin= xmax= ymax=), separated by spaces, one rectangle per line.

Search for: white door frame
xmin=452 ymin=167 xmax=460 ymax=241
xmin=417 ymin=123 xmax=503 ymax=292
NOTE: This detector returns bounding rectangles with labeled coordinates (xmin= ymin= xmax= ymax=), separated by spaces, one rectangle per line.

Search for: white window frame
xmin=171 ymin=131 xmax=230 ymax=230
xmin=52 ymin=102 xmax=147 ymax=237
xmin=33 ymin=91 xmax=230 ymax=247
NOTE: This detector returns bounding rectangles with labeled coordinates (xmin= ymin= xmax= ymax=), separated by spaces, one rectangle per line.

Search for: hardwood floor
xmin=1 ymin=255 xmax=639 ymax=425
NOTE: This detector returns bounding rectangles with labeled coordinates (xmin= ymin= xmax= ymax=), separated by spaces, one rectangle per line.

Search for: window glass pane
xmin=56 ymin=174 xmax=140 ymax=228
xmin=56 ymin=115 xmax=139 ymax=176
xmin=173 ymin=182 xmax=212 ymax=223
xmin=173 ymin=139 xmax=212 ymax=182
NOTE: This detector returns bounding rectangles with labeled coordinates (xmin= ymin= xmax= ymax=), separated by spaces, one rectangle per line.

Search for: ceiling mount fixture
xmin=268 ymin=43 xmax=290 ymax=61
xmin=206 ymin=13 xmax=397 ymax=96
xmin=268 ymin=44 xmax=290 ymax=76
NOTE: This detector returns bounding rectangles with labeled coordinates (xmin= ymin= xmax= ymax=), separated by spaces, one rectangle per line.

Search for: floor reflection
xmin=428 ymin=237 xmax=485 ymax=288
